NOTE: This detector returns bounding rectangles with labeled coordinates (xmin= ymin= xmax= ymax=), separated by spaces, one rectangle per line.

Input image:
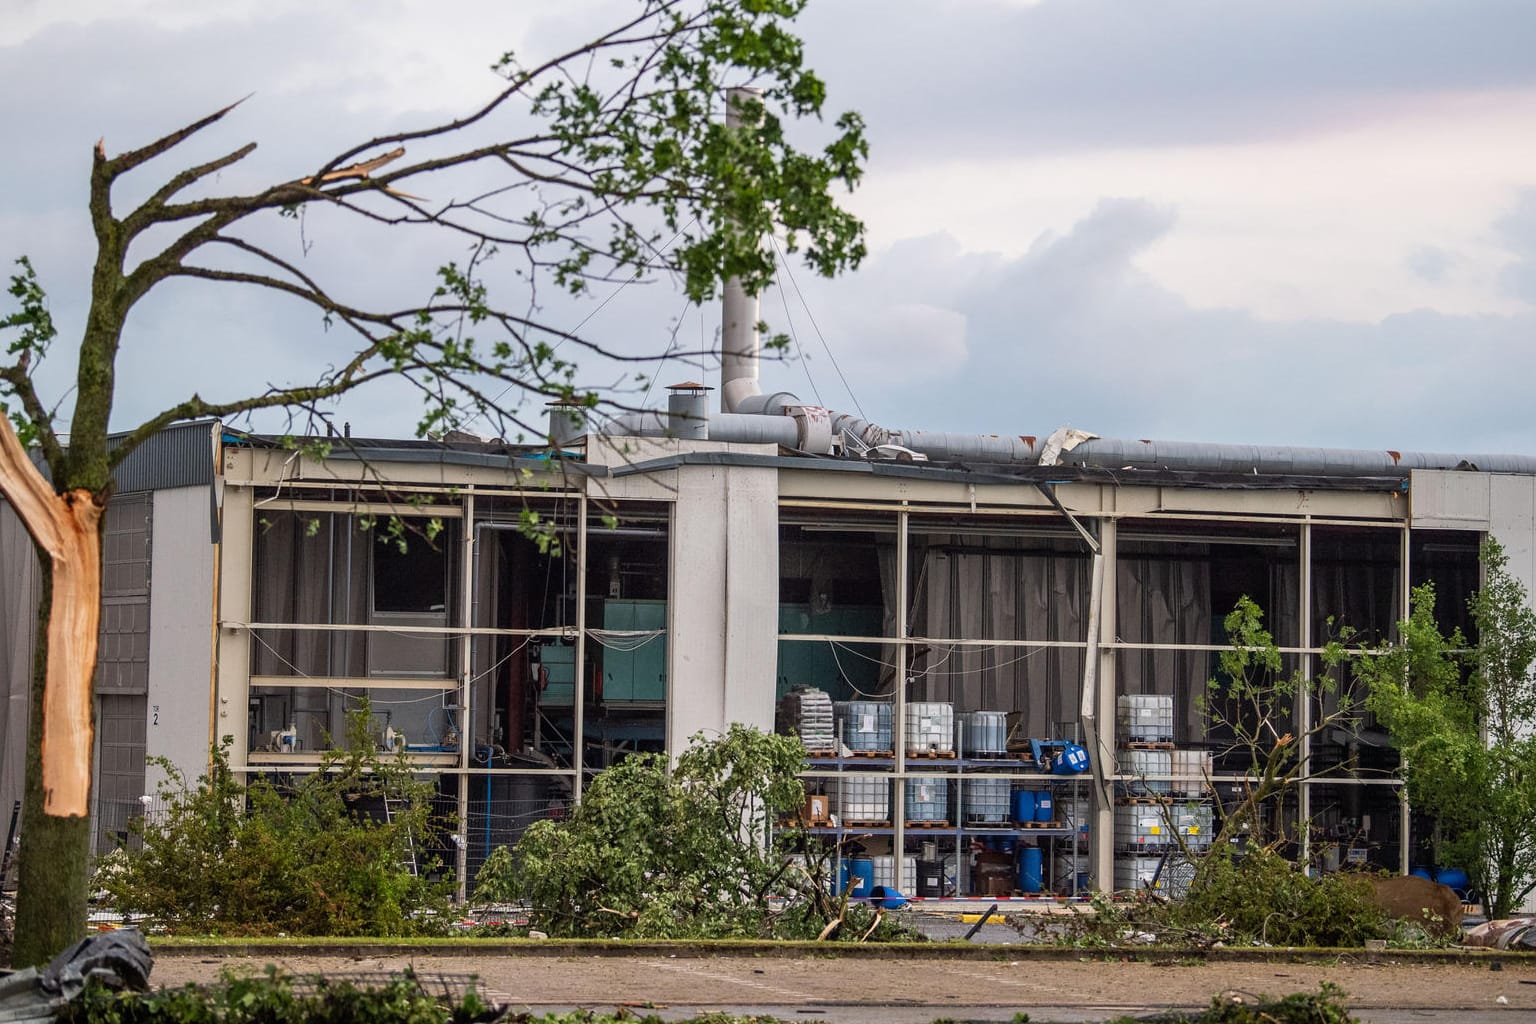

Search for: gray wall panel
xmin=145 ymin=486 xmax=216 ymax=793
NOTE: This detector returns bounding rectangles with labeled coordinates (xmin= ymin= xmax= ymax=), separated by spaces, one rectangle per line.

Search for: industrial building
xmin=5 ymin=298 xmax=1536 ymax=900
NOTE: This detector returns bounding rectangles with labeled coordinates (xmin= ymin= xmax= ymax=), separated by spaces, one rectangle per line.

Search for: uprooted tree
xmin=479 ymin=724 xmax=908 ymax=941
xmin=0 ymin=0 xmax=866 ymax=964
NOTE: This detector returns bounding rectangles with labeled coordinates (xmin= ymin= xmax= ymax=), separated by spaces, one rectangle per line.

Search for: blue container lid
xmin=868 ymin=885 xmax=908 ymax=910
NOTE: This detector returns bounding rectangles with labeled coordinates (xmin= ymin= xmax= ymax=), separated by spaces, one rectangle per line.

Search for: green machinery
xmin=776 ymin=604 xmax=883 ymax=701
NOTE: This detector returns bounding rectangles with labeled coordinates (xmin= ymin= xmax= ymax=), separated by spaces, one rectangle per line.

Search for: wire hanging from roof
xmin=771 ymin=233 xmax=866 ymax=421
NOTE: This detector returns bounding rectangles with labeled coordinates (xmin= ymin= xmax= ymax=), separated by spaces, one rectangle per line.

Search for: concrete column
xmin=455 ymin=490 xmax=474 ymax=901
xmin=667 ymin=462 xmax=779 ymax=750
xmin=1091 ymin=518 xmax=1117 ymax=891
xmin=1298 ymin=521 xmax=1312 ymax=872
xmin=214 ymin=482 xmax=254 ymax=771
xmin=574 ymin=497 xmax=589 ymax=800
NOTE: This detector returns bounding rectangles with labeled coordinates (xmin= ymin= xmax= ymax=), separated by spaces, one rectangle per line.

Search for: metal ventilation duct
xmin=1055 ymin=437 xmax=1536 ymax=477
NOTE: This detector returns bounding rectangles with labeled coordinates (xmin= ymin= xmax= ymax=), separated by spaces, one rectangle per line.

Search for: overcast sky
xmin=5 ymin=0 xmax=1536 ymax=454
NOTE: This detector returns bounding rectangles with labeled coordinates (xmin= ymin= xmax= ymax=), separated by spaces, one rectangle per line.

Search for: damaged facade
xmin=4 ymin=409 xmax=1534 ymax=902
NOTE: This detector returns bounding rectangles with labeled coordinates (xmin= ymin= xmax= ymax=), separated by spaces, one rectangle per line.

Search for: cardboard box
xmin=801 ymin=793 xmax=830 ymax=825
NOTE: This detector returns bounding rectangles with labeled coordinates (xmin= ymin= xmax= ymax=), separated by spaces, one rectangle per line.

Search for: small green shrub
xmin=98 ymin=709 xmax=453 ymax=936
xmin=59 ymin=969 xmax=495 ymax=1024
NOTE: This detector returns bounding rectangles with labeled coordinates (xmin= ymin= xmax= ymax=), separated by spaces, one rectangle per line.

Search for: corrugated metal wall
xmin=0 ymin=505 xmax=40 ymax=851
xmin=94 ymin=494 xmax=152 ymax=851
xmin=106 ymin=420 xmax=216 ymax=493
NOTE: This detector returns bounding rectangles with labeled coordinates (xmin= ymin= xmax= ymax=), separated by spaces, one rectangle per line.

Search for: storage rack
xmin=798 ymin=727 xmax=1087 ymax=897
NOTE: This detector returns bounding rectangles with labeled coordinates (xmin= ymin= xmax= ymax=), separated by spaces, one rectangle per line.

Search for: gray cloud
xmin=799 ymin=0 xmax=1536 ymax=162
xmin=7 ymin=1 xmax=1536 ymax=457
xmin=1407 ymin=246 xmax=1453 ymax=283
xmin=766 ymin=196 xmax=1536 ymax=454
xmin=1496 ymin=189 xmax=1536 ymax=303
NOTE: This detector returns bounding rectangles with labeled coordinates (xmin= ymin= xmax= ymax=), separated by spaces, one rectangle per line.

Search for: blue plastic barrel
xmin=1035 ymin=791 xmax=1054 ymax=822
xmin=1013 ymin=789 xmax=1037 ymax=824
xmin=1053 ymin=742 xmax=1091 ymax=775
xmin=1435 ymin=867 xmax=1471 ymax=896
xmin=1410 ymin=866 xmax=1434 ymax=881
xmin=849 ymin=856 xmax=875 ymax=897
xmin=1019 ymin=847 xmax=1043 ymax=893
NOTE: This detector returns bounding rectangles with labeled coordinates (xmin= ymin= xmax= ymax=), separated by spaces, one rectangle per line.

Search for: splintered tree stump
xmin=0 ymin=417 xmax=102 ymax=817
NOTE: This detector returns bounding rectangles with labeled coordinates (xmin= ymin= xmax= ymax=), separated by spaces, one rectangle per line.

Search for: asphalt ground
xmin=149 ymin=948 xmax=1536 ymax=1023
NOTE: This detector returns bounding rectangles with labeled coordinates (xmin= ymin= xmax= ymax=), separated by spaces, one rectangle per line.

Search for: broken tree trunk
xmin=0 ymin=416 xmax=104 ymax=966
xmin=0 ymin=416 xmax=103 ymax=816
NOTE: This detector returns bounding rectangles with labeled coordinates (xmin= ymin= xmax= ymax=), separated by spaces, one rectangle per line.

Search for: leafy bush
xmin=59 ymin=970 xmax=496 ymax=1024
xmin=98 ymin=711 xmax=452 ymax=936
xmin=1069 ymin=849 xmax=1390 ymax=949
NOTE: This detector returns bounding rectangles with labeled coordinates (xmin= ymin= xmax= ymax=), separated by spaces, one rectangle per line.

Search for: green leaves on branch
xmin=1361 ymin=539 xmax=1536 ymax=920
xmin=511 ymin=0 xmax=868 ymax=304
xmin=0 ymin=256 xmax=57 ymax=446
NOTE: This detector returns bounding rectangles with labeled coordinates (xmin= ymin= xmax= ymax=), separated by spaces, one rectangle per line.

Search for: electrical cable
xmin=770 ymin=234 xmax=865 ymax=420
xmin=769 ymin=241 xmax=825 ymax=407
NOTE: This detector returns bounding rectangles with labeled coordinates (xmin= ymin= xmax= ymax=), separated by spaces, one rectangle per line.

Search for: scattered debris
xmin=0 ymin=929 xmax=152 ymax=1023
xmin=1464 ymin=918 xmax=1536 ymax=950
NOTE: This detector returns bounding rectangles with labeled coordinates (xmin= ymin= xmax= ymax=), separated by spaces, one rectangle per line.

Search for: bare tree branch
xmin=97 ymin=94 xmax=252 ymax=178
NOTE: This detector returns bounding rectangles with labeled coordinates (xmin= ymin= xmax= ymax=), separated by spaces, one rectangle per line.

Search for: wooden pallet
xmin=907 ymin=819 xmax=952 ymax=828
xmin=804 ymin=749 xmax=839 ymax=759
xmin=841 ymin=819 xmax=892 ymax=828
xmin=1125 ymin=741 xmax=1175 ymax=750
xmin=842 ymin=749 xmax=895 ymax=759
xmin=906 ymin=749 xmax=958 ymax=759
xmin=1016 ymin=820 xmax=1062 ymax=829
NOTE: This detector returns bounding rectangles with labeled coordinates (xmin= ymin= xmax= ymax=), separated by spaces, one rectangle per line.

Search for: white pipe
xmin=605 ymin=410 xmax=797 ymax=447
xmin=1060 ymin=437 xmax=1536 ymax=477
xmin=720 ymin=87 xmax=764 ymax=414
xmin=718 ymin=85 xmax=768 ymax=411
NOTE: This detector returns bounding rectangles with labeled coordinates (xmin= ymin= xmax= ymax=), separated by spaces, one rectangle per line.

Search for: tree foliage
xmin=98 ymin=711 xmax=452 ymax=936
xmin=4 ymin=0 xmax=869 ymax=474
xmin=495 ymin=725 xmax=809 ymax=938
xmin=0 ymin=0 xmax=867 ymax=962
xmin=1199 ymin=596 xmax=1357 ymax=849
xmin=1363 ymin=539 xmax=1536 ymax=919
